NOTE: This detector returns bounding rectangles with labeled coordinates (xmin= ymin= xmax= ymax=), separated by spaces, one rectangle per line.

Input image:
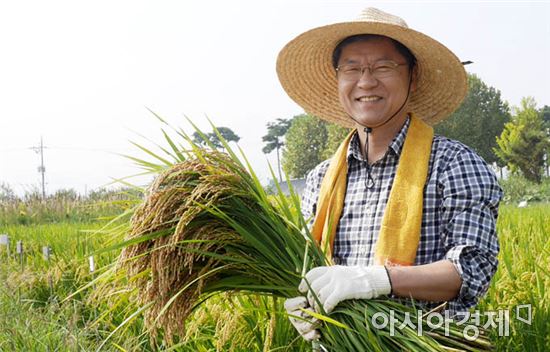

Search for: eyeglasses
xmin=335 ymin=60 xmax=408 ymax=81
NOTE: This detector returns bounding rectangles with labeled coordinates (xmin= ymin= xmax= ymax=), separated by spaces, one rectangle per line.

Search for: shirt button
xmin=359 ymin=245 xmax=369 ymax=256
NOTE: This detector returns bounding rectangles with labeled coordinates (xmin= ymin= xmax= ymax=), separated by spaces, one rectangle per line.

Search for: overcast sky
xmin=1 ymin=0 xmax=549 ymax=196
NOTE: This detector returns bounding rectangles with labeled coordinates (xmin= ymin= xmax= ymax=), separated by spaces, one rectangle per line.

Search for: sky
xmin=0 ymin=0 xmax=549 ymax=196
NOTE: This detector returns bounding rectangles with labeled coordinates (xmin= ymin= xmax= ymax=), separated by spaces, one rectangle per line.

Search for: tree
xmin=495 ymin=97 xmax=550 ymax=183
xmin=192 ymin=131 xmax=209 ymax=148
xmin=52 ymin=188 xmax=79 ymax=201
xmin=282 ymin=114 xmax=328 ymax=178
xmin=434 ymin=74 xmax=510 ymax=165
xmin=0 ymin=182 xmax=17 ymax=203
xmin=192 ymin=126 xmax=240 ymax=150
xmin=262 ymin=118 xmax=291 ymax=182
xmin=322 ymin=124 xmax=352 ymax=160
xmin=540 ymin=105 xmax=550 ymax=127
xmin=211 ymin=127 xmax=240 ymax=150
xmin=540 ymin=105 xmax=550 ymax=176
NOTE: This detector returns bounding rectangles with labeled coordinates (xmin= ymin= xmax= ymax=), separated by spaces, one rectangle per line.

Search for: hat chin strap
xmin=348 ymin=72 xmax=413 ymax=189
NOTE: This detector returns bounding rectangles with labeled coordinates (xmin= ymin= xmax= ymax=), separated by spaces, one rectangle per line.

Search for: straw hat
xmin=276 ymin=7 xmax=467 ymax=127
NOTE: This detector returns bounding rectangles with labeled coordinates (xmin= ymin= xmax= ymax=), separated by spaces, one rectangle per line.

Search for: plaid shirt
xmin=301 ymin=118 xmax=502 ymax=313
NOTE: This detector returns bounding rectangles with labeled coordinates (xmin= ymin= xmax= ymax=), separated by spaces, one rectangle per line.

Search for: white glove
xmin=284 ymin=296 xmax=320 ymax=341
xmin=299 ymin=265 xmax=392 ymax=313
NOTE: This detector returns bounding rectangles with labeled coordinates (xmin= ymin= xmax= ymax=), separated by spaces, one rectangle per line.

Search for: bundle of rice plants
xmin=114 ymin=118 xmax=492 ymax=351
xmin=119 ymin=150 xmax=323 ymax=341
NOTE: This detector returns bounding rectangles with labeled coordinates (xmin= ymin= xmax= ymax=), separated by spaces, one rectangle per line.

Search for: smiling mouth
xmin=356 ymin=96 xmax=382 ymax=102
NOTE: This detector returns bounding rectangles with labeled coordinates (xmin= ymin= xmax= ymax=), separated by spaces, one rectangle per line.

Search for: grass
xmin=478 ymin=204 xmax=550 ymax=351
xmin=0 ymin=222 xmax=106 ymax=351
xmin=0 ymin=205 xmax=548 ymax=351
xmin=0 ymin=187 xmax=137 ymax=225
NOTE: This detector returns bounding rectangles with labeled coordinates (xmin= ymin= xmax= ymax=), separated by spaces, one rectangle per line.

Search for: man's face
xmin=337 ymin=37 xmax=414 ymax=128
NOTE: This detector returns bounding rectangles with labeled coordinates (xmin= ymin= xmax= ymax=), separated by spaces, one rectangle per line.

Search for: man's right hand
xmin=284 ymin=296 xmax=320 ymax=341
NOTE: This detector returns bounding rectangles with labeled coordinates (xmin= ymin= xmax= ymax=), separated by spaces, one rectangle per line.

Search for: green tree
xmin=192 ymin=127 xmax=240 ymax=150
xmin=262 ymin=118 xmax=291 ymax=182
xmin=495 ymin=97 xmax=550 ymax=183
xmin=540 ymin=105 xmax=550 ymax=177
xmin=540 ymin=105 xmax=550 ymax=127
xmin=212 ymin=127 xmax=240 ymax=150
xmin=322 ymin=124 xmax=352 ymax=159
xmin=434 ymin=73 xmax=510 ymax=165
xmin=282 ymin=114 xmax=328 ymax=178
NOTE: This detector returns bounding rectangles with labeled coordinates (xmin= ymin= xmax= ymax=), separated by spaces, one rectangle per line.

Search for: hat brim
xmin=277 ymin=21 xmax=467 ymax=127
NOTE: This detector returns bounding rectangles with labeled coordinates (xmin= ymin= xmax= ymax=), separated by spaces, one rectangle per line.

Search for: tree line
xmin=262 ymin=73 xmax=550 ymax=184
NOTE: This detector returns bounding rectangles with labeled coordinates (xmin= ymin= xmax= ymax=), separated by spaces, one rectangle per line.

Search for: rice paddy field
xmin=0 ymin=124 xmax=548 ymax=351
xmin=0 ymin=202 xmax=547 ymax=351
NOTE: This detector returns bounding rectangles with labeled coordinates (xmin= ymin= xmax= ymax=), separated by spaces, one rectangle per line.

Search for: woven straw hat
xmin=277 ymin=7 xmax=467 ymax=127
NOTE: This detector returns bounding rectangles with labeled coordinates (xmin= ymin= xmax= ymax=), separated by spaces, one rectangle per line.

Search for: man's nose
xmin=357 ymin=68 xmax=378 ymax=88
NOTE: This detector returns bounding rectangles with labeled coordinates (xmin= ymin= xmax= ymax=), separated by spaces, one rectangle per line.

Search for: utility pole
xmin=31 ymin=137 xmax=47 ymax=199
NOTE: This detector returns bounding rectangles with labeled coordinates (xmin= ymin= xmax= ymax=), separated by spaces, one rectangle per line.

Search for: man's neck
xmin=356 ymin=114 xmax=408 ymax=164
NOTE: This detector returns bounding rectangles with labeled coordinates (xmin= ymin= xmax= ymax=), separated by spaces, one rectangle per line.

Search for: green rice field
xmin=0 ymin=203 xmax=548 ymax=351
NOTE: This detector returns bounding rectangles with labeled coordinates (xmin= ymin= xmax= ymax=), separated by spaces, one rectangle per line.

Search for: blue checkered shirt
xmin=301 ymin=118 xmax=502 ymax=313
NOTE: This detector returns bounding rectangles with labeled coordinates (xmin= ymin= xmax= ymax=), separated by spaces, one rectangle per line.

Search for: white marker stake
xmin=88 ymin=256 xmax=95 ymax=273
xmin=15 ymin=240 xmax=24 ymax=301
xmin=42 ymin=246 xmax=53 ymax=298
xmin=16 ymin=241 xmax=24 ymax=269
xmin=42 ymin=246 xmax=51 ymax=261
xmin=0 ymin=234 xmax=10 ymax=258
xmin=88 ymin=255 xmax=97 ymax=320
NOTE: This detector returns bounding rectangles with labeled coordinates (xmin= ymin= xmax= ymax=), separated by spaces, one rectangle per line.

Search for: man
xmin=276 ymin=8 xmax=502 ymax=341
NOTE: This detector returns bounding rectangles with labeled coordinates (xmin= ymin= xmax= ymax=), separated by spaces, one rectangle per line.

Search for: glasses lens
xmin=371 ymin=61 xmax=399 ymax=78
xmin=337 ymin=61 xmax=402 ymax=81
xmin=337 ymin=65 xmax=362 ymax=81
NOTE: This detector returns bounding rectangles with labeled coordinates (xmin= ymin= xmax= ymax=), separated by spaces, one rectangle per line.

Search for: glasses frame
xmin=335 ymin=60 xmax=408 ymax=81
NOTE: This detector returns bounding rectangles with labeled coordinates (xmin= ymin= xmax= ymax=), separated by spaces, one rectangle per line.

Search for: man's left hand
xmin=298 ymin=265 xmax=392 ymax=313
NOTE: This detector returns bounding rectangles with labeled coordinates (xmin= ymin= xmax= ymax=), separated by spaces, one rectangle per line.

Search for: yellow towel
xmin=311 ymin=114 xmax=434 ymax=266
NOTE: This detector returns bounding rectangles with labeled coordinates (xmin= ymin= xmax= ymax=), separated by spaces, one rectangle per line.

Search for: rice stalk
xmin=115 ymin=117 xmax=492 ymax=350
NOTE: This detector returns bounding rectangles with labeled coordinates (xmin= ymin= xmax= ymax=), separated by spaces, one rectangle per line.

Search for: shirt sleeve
xmin=439 ymin=148 xmax=503 ymax=311
xmin=301 ymin=160 xmax=330 ymax=228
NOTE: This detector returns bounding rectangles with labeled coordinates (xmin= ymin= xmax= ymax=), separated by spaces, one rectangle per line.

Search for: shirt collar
xmin=347 ymin=116 xmax=411 ymax=162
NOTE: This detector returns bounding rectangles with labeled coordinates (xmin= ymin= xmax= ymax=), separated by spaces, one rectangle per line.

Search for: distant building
xmin=268 ymin=178 xmax=307 ymax=197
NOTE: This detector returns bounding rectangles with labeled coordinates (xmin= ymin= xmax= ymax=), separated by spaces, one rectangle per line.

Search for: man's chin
xmin=352 ymin=116 xmax=386 ymax=129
